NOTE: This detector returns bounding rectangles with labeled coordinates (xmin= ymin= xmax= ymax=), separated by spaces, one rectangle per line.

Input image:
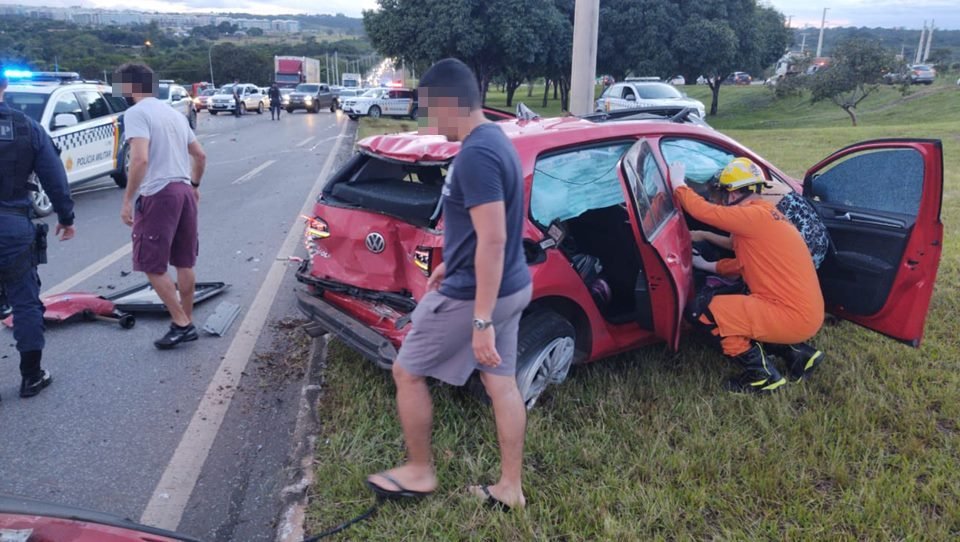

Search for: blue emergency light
xmin=3 ymin=69 xmax=34 ymax=80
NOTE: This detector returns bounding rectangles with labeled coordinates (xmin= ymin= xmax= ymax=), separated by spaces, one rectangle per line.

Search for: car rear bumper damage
xmin=296 ymin=288 xmax=398 ymax=370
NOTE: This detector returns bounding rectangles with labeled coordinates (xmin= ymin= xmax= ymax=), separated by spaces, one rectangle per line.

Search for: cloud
xmin=768 ymin=0 xmax=960 ymax=29
xmin=8 ymin=0 xmax=379 ymax=17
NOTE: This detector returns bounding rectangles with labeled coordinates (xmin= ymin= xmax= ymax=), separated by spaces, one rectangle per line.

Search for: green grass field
xmin=310 ymin=81 xmax=960 ymax=540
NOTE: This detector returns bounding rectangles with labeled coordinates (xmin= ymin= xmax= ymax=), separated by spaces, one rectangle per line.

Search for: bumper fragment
xmin=296 ymin=289 xmax=397 ymax=370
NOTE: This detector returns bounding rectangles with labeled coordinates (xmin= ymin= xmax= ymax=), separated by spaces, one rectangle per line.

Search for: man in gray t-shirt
xmin=115 ymin=63 xmax=207 ymax=350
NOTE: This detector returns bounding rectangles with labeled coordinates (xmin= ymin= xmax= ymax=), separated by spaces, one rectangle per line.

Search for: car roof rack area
xmin=581 ymin=105 xmax=711 ymax=128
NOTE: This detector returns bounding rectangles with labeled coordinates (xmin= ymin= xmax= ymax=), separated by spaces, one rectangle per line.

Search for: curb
xmin=274 ymin=334 xmax=327 ymax=542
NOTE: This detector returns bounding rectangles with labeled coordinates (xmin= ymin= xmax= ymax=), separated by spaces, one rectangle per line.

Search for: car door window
xmin=621 ymin=86 xmax=637 ymax=101
xmin=76 ymin=91 xmax=111 ymax=119
xmin=531 ymin=142 xmax=633 ymax=227
xmin=104 ymin=93 xmax=128 ymax=113
xmin=659 ymin=138 xmax=735 ymax=187
xmin=810 ymin=149 xmax=924 ymax=217
xmin=50 ymin=92 xmax=84 ymax=130
xmin=623 ymin=142 xmax=676 ymax=239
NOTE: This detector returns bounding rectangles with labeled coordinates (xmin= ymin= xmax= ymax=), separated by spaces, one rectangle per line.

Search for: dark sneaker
xmin=154 ymin=323 xmax=199 ymax=350
xmin=20 ymin=369 xmax=53 ymax=398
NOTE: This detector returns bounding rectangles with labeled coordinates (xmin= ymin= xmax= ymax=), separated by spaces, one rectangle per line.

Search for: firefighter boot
xmin=725 ymin=343 xmax=786 ymax=394
xmin=767 ymin=343 xmax=824 ymax=382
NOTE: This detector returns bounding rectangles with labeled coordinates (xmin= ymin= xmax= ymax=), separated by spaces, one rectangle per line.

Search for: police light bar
xmin=3 ymin=69 xmax=34 ymax=79
xmin=3 ymin=70 xmax=81 ymax=82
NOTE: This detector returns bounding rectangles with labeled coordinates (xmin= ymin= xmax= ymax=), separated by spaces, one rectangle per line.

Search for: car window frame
xmin=49 ymin=90 xmax=85 ymax=131
xmin=75 ymin=89 xmax=112 ymax=120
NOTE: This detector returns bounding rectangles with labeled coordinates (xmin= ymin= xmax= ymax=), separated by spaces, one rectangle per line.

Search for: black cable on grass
xmin=302 ymin=499 xmax=381 ymax=541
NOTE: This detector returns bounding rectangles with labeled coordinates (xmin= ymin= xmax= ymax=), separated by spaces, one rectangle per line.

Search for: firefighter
xmin=671 ymin=158 xmax=824 ymax=393
xmin=0 ymin=65 xmax=76 ymax=400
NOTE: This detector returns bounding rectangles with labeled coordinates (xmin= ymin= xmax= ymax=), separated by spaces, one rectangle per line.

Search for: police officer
xmin=0 ymin=65 xmax=76 ymax=400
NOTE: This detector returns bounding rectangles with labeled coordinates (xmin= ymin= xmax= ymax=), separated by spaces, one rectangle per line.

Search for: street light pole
xmin=208 ymin=43 xmax=216 ymax=87
xmin=569 ymin=0 xmax=600 ymax=115
xmin=815 ymin=7 xmax=829 ymax=58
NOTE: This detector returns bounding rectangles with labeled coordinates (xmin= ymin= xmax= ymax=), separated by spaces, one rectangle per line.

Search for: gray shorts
xmin=396 ymin=284 xmax=532 ymax=386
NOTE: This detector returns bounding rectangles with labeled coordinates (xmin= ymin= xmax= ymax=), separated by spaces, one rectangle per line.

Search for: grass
xmin=308 ymin=79 xmax=960 ymax=540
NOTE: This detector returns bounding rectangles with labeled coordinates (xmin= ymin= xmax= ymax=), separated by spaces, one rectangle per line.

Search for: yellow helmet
xmin=718 ymin=157 xmax=766 ymax=193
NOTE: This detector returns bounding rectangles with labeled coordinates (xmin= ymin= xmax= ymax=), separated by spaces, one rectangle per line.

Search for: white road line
xmin=309 ymin=134 xmax=350 ymax=151
xmin=295 ymin=136 xmax=315 ymax=148
xmin=139 ymin=118 xmax=349 ymax=531
xmin=231 ymin=160 xmax=276 ymax=185
xmin=42 ymin=243 xmax=132 ymax=297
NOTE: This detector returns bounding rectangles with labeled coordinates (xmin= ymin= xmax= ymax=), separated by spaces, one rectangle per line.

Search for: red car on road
xmin=297 ymin=107 xmax=944 ymax=407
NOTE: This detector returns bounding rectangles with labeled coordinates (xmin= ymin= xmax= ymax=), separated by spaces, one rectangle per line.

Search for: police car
xmin=3 ymin=71 xmax=129 ymax=216
xmin=341 ymin=87 xmax=417 ymax=121
xmin=595 ymin=79 xmax=706 ymax=118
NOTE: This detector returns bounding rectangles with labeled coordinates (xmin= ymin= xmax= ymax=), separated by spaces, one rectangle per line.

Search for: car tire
xmin=30 ymin=178 xmax=54 ymax=218
xmin=311 ymin=105 xmax=319 ymax=114
xmin=257 ymin=102 xmax=264 ymax=114
xmin=112 ymin=144 xmax=130 ymax=188
xmin=468 ymin=311 xmax=576 ymax=410
xmin=239 ymin=103 xmax=246 ymax=115
xmin=188 ymin=108 xmax=197 ymax=131
xmin=210 ymin=110 xmax=218 ymax=115
xmin=368 ymin=106 xmax=382 ymax=119
xmin=286 ymin=107 xmax=294 ymax=114
xmin=348 ymin=115 xmax=358 ymax=121
xmin=409 ymin=107 xmax=418 ymax=120
xmin=330 ymin=103 xmax=336 ymax=113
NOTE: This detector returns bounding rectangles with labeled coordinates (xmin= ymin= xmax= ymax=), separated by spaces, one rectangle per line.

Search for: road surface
xmin=0 ymin=107 xmax=356 ymax=541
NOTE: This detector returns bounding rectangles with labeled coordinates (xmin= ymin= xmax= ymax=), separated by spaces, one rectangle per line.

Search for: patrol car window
xmin=76 ymin=91 xmax=111 ymax=119
xmin=105 ymin=94 xmax=128 ymax=113
xmin=531 ymin=142 xmax=632 ymax=227
xmin=389 ymin=90 xmax=411 ymax=99
xmin=50 ymin=93 xmax=83 ymax=130
xmin=621 ymin=86 xmax=637 ymax=100
xmin=636 ymin=83 xmax=683 ymax=99
xmin=2 ymin=92 xmax=48 ymax=122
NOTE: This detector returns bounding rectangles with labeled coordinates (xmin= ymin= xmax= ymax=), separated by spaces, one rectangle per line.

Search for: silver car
xmin=208 ymin=84 xmax=268 ymax=115
xmin=596 ymin=81 xmax=706 ymax=118
xmin=158 ymin=81 xmax=197 ymax=130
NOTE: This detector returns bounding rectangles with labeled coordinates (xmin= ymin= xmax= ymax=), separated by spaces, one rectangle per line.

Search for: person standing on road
xmin=232 ymin=79 xmax=241 ymax=117
xmin=268 ymin=83 xmax=282 ymax=121
xmin=366 ymin=58 xmax=532 ymax=510
xmin=671 ymin=159 xmax=824 ymax=393
xmin=114 ymin=63 xmax=207 ymax=350
xmin=0 ymin=64 xmax=76 ymax=399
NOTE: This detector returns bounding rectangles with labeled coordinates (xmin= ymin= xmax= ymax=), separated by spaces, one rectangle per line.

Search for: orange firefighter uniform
xmin=675 ymin=186 xmax=824 ymax=356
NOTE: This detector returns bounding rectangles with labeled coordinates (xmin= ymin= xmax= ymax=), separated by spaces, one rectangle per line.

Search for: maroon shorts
xmin=132 ymin=182 xmax=198 ymax=274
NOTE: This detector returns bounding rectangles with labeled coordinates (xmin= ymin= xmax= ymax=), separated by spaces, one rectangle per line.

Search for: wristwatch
xmin=473 ymin=318 xmax=493 ymax=331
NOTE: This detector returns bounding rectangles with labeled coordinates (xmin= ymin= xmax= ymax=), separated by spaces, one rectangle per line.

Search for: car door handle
xmin=835 ymin=212 xmax=905 ymax=229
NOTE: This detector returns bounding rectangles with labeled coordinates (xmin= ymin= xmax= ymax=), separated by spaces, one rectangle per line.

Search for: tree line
xmin=0 ymin=16 xmax=373 ymax=86
xmin=363 ymin=0 xmax=791 ymax=115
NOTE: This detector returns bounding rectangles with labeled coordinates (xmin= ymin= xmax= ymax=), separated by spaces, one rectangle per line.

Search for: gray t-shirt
xmin=123 ymin=97 xmax=196 ymax=197
xmin=439 ymin=123 xmax=531 ymax=300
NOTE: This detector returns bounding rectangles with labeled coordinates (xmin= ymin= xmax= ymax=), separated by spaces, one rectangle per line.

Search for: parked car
xmin=193 ymin=88 xmax=216 ymax=111
xmin=296 ymin=109 xmax=944 ymax=407
xmin=908 ymin=64 xmax=936 ymax=85
xmin=208 ymin=83 xmax=268 ymax=115
xmin=667 ymin=75 xmax=686 ymax=85
xmin=595 ymin=81 xmax=706 ymax=117
xmin=157 ymin=80 xmax=197 ymax=130
xmin=280 ymin=88 xmax=294 ymax=108
xmin=341 ymin=87 xmax=417 ymax=120
xmin=332 ymin=88 xmax=362 ymax=110
xmin=286 ymin=82 xmax=334 ymax=114
xmin=3 ymin=71 xmax=130 ymax=216
xmin=723 ymin=72 xmax=752 ymax=85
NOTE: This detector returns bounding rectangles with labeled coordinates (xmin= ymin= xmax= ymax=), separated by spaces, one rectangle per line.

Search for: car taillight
xmin=413 ymin=246 xmax=433 ymax=276
xmin=304 ymin=215 xmax=330 ymax=240
xmin=913 ymin=70 xmax=921 ymax=76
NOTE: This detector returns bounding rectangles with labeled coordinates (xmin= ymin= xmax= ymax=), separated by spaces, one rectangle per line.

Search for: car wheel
xmin=210 ymin=110 xmax=218 ymax=115
xmin=410 ymin=107 xmax=418 ymax=120
xmin=330 ymin=103 xmax=336 ymax=113
xmin=188 ymin=108 xmax=197 ymax=131
xmin=257 ymin=102 xmax=264 ymax=114
xmin=112 ymin=144 xmax=130 ymax=188
xmin=348 ymin=115 xmax=358 ymax=121
xmin=368 ymin=106 xmax=382 ymax=119
xmin=468 ymin=311 xmax=576 ymax=409
xmin=30 ymin=177 xmax=54 ymax=218
xmin=239 ymin=103 xmax=246 ymax=115
xmin=286 ymin=107 xmax=294 ymax=114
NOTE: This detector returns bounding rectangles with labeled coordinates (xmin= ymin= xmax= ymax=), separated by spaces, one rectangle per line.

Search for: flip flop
xmin=474 ymin=485 xmax=511 ymax=511
xmin=365 ymin=473 xmax=433 ymax=501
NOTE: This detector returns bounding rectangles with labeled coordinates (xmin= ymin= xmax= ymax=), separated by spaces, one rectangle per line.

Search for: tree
xmin=808 ymin=38 xmax=898 ymax=126
xmin=248 ymin=27 xmax=264 ymax=37
xmin=674 ymin=18 xmax=738 ymax=115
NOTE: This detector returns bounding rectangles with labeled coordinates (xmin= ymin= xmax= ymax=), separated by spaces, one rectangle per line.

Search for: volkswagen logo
xmin=365 ymin=232 xmax=386 ymax=254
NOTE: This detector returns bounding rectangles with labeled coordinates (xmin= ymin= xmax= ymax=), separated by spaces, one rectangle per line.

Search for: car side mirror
xmin=53 ymin=114 xmax=78 ymax=130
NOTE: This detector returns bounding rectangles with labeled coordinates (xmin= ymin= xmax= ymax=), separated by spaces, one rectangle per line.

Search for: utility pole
xmin=915 ymin=22 xmax=926 ymax=64
xmin=208 ymin=44 xmax=216 ymax=87
xmin=569 ymin=0 xmax=600 ymax=115
xmin=334 ymin=51 xmax=339 ymax=85
xmin=800 ymin=33 xmax=808 ymax=54
xmin=923 ymin=20 xmax=934 ymax=62
xmin=815 ymin=7 xmax=829 ymax=58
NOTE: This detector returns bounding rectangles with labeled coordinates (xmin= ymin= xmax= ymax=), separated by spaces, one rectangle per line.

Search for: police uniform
xmin=0 ymin=97 xmax=75 ymax=398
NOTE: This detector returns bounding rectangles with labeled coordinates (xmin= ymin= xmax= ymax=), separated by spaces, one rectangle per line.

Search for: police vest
xmin=0 ymin=107 xmax=36 ymax=201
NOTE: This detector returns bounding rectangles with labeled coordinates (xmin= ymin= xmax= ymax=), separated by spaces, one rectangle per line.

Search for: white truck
xmin=275 ymin=56 xmax=321 ymax=89
xmin=341 ymin=73 xmax=362 ymax=89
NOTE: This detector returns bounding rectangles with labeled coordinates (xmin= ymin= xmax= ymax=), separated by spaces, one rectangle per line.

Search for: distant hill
xmin=208 ymin=12 xmax=364 ymax=34
xmin=793 ymin=27 xmax=960 ymax=62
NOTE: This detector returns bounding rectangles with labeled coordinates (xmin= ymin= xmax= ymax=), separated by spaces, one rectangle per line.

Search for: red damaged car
xmin=297 ymin=107 xmax=944 ymax=407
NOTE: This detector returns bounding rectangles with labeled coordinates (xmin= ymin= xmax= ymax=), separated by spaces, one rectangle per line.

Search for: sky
xmin=2 ymin=0 xmax=958 ymax=29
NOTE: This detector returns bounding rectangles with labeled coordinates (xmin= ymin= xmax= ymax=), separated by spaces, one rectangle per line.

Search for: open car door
xmin=617 ymin=139 xmax=692 ymax=350
xmin=804 ymin=139 xmax=944 ymax=346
